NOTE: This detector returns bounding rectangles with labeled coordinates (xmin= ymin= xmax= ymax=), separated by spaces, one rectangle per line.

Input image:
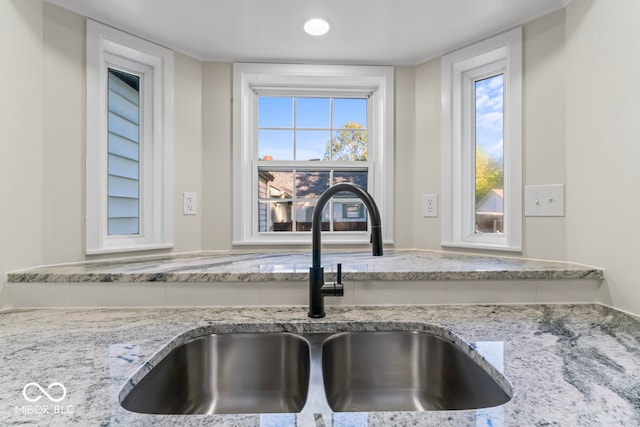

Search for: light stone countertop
xmin=7 ymin=250 xmax=604 ymax=283
xmin=1 ymin=304 xmax=638 ymax=426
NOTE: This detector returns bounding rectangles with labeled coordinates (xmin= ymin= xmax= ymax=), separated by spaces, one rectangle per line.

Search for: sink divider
xmin=300 ymin=333 xmax=335 ymax=415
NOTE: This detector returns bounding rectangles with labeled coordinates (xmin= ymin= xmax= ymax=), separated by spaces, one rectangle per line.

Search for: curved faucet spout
xmin=309 ymin=183 xmax=383 ymax=318
xmin=312 ymin=183 xmax=383 ymax=268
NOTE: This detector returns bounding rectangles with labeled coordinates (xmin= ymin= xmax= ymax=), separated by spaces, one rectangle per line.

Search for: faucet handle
xmin=337 ymin=263 xmax=342 ymax=284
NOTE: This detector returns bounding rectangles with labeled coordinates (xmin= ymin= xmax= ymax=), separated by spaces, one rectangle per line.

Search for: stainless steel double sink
xmin=120 ymin=330 xmax=512 ymax=415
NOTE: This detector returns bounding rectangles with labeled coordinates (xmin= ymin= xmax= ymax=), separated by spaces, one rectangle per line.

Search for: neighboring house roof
xmin=476 ymin=188 xmax=504 ymax=214
xmin=261 ymin=168 xmax=368 ymax=199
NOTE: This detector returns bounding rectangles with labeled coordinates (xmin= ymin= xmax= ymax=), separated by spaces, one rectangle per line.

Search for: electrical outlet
xmin=183 ymin=192 xmax=197 ymax=215
xmin=423 ymin=194 xmax=438 ymax=217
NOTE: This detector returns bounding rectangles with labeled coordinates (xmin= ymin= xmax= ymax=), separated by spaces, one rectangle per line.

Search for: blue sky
xmin=258 ymin=97 xmax=367 ymax=161
xmin=256 ymin=86 xmax=503 ymax=162
xmin=475 ymin=74 xmax=504 ymax=160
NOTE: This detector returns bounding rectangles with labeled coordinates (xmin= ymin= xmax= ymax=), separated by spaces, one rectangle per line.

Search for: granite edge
xmin=7 ymin=269 xmax=604 ymax=283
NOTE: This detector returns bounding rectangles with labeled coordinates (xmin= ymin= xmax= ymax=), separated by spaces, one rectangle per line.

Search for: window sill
xmin=86 ymin=243 xmax=174 ymax=256
xmin=233 ymin=232 xmax=394 ymax=247
xmin=441 ymin=241 xmax=522 ymax=253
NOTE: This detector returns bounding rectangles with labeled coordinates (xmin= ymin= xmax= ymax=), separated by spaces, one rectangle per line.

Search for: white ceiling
xmin=47 ymin=0 xmax=568 ymax=65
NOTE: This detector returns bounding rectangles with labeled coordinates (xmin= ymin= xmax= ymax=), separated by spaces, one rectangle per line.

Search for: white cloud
xmin=475 ymin=75 xmax=504 ymax=112
xmin=488 ymin=75 xmax=504 ymax=89
xmin=484 ymin=139 xmax=504 ymax=158
xmin=476 ymin=111 xmax=503 ymax=131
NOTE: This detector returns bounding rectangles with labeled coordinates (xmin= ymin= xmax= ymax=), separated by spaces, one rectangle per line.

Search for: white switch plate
xmin=524 ymin=184 xmax=564 ymax=217
xmin=422 ymin=194 xmax=438 ymax=217
xmin=183 ymin=192 xmax=197 ymax=215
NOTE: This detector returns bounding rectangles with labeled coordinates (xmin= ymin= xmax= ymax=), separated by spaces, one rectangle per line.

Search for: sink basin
xmin=121 ymin=329 xmax=511 ymax=415
xmin=120 ymin=332 xmax=310 ymax=414
xmin=322 ymin=331 xmax=511 ymax=412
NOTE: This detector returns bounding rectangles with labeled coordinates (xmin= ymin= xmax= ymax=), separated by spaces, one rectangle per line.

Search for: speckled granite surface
xmin=0 ymin=304 xmax=638 ymax=426
xmin=7 ymin=250 xmax=603 ymax=283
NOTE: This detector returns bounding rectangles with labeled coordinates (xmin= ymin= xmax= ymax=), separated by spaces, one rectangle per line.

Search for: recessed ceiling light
xmin=304 ymin=18 xmax=330 ymax=36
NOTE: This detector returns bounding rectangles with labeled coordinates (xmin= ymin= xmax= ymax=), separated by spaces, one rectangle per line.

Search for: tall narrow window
xmin=86 ymin=20 xmax=174 ymax=254
xmin=441 ymin=28 xmax=522 ymax=251
xmin=107 ymin=69 xmax=140 ymax=235
xmin=474 ymin=74 xmax=504 ymax=235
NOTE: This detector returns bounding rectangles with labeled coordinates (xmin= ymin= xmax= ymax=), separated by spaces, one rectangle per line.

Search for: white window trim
xmin=441 ymin=27 xmax=522 ymax=252
xmin=232 ymin=63 xmax=394 ymax=246
xmin=86 ymin=20 xmax=174 ymax=255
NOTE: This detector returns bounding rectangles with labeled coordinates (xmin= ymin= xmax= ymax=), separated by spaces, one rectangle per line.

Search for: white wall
xmin=392 ymin=66 xmax=418 ymax=248
xmin=0 ymin=2 xmax=208 ymax=306
xmin=6 ymin=3 xmax=638 ymax=315
xmin=408 ymin=59 xmax=442 ymax=250
xmin=0 ymin=0 xmax=45 ymax=306
xmin=522 ymin=9 xmax=567 ymax=260
xmin=565 ymin=0 xmax=640 ymax=315
xmin=408 ymin=11 xmax=568 ymax=258
xmin=201 ymin=63 xmax=233 ymax=251
xmin=173 ymin=53 xmax=205 ymax=252
xmin=41 ymin=2 xmax=84 ymax=264
xmin=37 ymin=3 xmax=207 ymax=260
xmin=0 ymin=5 xmax=573 ymax=262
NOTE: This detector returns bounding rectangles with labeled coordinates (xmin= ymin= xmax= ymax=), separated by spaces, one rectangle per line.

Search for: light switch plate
xmin=524 ymin=184 xmax=564 ymax=217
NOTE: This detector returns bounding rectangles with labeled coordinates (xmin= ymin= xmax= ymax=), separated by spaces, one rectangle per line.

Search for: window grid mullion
xmin=471 ymin=79 xmax=479 ymax=236
xmin=329 ymin=168 xmax=335 ymax=231
xmin=330 ymin=98 xmax=334 ymax=161
xmin=291 ymin=168 xmax=297 ymax=231
xmin=292 ymin=97 xmax=297 ymax=161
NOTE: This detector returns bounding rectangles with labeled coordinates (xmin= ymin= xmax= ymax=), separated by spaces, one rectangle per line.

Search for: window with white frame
xmin=441 ymin=27 xmax=522 ymax=251
xmin=86 ymin=20 xmax=174 ymax=254
xmin=233 ymin=64 xmax=394 ymax=245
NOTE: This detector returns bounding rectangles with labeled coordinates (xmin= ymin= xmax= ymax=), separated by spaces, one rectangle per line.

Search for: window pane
xmin=108 ymin=69 xmax=140 ymax=122
xmin=258 ymin=170 xmax=293 ymax=199
xmin=334 ymin=201 xmax=367 ymax=231
xmin=108 ymin=68 xmax=140 ymax=236
xmin=295 ymin=201 xmax=314 ymax=231
xmin=108 ymin=196 xmax=139 ymax=218
xmin=108 ymin=218 xmax=140 ymax=235
xmin=475 ymin=74 xmax=504 ymax=234
xmin=108 ymin=196 xmax=140 ymax=236
xmin=258 ymin=130 xmax=293 ymax=160
xmin=259 ymin=201 xmax=293 ymax=232
xmin=333 ymin=98 xmax=367 ymax=128
xmin=330 ymin=129 xmax=367 ymax=161
xmin=108 ymin=154 xmax=139 ymax=180
xmin=296 ymin=97 xmax=330 ymax=128
xmin=258 ymin=97 xmax=293 ymax=128
xmin=333 ymin=171 xmax=368 ymax=198
xmin=296 ymin=202 xmax=329 ymax=231
xmin=296 ymin=171 xmax=330 ymax=198
xmin=333 ymin=171 xmax=368 ymax=190
xmin=296 ymin=130 xmax=331 ymax=161
xmin=109 ymin=133 xmax=139 ymax=161
xmin=108 ymin=176 xmax=139 ymax=198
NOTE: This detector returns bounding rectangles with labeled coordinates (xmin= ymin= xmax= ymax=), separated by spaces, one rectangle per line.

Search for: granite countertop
xmin=1 ymin=304 xmax=639 ymax=426
xmin=7 ymin=250 xmax=604 ymax=283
